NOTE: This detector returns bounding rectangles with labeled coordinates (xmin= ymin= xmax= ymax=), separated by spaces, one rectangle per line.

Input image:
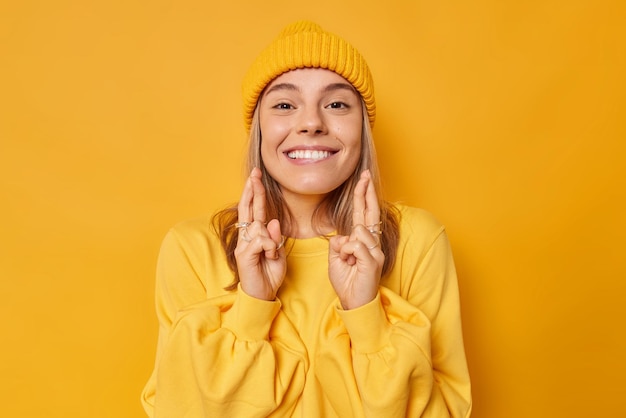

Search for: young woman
xmin=142 ymin=20 xmax=472 ymax=417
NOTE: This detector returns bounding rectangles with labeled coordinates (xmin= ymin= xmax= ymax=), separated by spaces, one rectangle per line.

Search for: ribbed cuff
xmin=222 ymin=284 xmax=281 ymax=341
xmin=336 ymin=292 xmax=392 ymax=353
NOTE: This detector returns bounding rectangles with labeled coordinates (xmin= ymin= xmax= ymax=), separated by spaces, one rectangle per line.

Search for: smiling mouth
xmin=286 ymin=150 xmax=335 ymax=160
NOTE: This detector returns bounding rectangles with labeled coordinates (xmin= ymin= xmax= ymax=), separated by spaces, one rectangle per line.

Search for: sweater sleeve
xmin=315 ymin=223 xmax=472 ymax=418
xmin=141 ymin=224 xmax=308 ymax=418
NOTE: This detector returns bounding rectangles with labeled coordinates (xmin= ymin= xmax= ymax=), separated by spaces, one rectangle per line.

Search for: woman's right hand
xmin=234 ymin=167 xmax=286 ymax=301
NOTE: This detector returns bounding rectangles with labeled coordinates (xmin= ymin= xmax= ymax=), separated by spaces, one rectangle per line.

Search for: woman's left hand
xmin=328 ymin=170 xmax=385 ymax=310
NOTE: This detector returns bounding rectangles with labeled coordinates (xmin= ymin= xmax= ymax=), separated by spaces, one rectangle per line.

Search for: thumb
xmin=262 ymin=219 xmax=283 ymax=260
xmin=329 ymin=235 xmax=349 ymax=255
xmin=266 ymin=219 xmax=282 ymax=244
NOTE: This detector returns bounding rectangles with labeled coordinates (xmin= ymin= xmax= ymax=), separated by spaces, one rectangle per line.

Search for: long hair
xmin=213 ymin=101 xmax=400 ymax=290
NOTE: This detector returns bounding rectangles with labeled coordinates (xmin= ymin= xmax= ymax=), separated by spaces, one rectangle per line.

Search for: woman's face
xmin=258 ymin=68 xmax=363 ymax=205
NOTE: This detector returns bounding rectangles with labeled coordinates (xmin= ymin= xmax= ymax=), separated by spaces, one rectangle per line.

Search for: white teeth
xmin=287 ymin=150 xmax=331 ymax=160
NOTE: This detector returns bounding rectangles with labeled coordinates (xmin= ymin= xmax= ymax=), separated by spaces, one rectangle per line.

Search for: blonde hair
xmin=213 ymin=101 xmax=400 ymax=290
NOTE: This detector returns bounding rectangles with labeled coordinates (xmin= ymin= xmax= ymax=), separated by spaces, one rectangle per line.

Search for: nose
xmin=297 ymin=106 xmax=326 ymax=135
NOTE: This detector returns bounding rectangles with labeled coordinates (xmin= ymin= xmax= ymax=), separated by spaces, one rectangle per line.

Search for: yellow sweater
xmin=141 ymin=205 xmax=472 ymax=417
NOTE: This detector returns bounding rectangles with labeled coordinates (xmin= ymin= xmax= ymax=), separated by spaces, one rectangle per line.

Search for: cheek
xmin=259 ymin=140 xmax=277 ymax=172
xmin=346 ymin=145 xmax=362 ymax=170
xmin=260 ymin=117 xmax=289 ymax=145
xmin=346 ymin=126 xmax=364 ymax=169
xmin=342 ymin=124 xmax=363 ymax=152
xmin=338 ymin=131 xmax=363 ymax=174
xmin=259 ymin=125 xmax=278 ymax=159
xmin=332 ymin=115 xmax=362 ymax=140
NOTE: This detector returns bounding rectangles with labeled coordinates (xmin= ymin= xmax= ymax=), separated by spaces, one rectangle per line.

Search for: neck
xmin=281 ymin=192 xmax=333 ymax=239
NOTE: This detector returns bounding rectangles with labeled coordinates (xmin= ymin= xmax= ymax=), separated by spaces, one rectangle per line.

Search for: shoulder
xmin=166 ymin=213 xmax=215 ymax=245
xmin=393 ymin=204 xmax=445 ymax=240
xmin=160 ymin=212 xmax=223 ymax=259
xmin=158 ymin=212 xmax=234 ymax=292
xmin=384 ymin=205 xmax=454 ymax=291
xmin=390 ymin=203 xmax=449 ymax=261
xmin=169 ymin=213 xmax=214 ymax=238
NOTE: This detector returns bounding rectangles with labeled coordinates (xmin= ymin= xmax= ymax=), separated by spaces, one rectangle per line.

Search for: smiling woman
xmin=259 ymin=69 xmax=364 ymax=219
xmin=141 ymin=20 xmax=472 ymax=417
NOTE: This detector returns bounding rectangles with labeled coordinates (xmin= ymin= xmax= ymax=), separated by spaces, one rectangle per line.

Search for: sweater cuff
xmin=222 ymin=284 xmax=281 ymax=341
xmin=336 ymin=292 xmax=392 ymax=353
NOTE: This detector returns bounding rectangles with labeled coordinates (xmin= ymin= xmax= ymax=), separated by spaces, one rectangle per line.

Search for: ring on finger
xmin=352 ymin=221 xmax=383 ymax=235
xmin=276 ymin=235 xmax=286 ymax=250
xmin=366 ymin=221 xmax=382 ymax=235
xmin=367 ymin=241 xmax=380 ymax=250
xmin=367 ymin=232 xmax=381 ymax=250
xmin=234 ymin=221 xmax=253 ymax=242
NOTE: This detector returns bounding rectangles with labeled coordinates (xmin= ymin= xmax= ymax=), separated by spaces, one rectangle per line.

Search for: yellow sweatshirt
xmin=141 ymin=205 xmax=472 ymax=417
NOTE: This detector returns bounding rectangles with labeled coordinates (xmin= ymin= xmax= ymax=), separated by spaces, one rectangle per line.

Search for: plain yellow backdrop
xmin=1 ymin=0 xmax=624 ymax=417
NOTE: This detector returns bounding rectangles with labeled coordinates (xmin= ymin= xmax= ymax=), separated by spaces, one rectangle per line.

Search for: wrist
xmin=240 ymin=282 xmax=276 ymax=301
xmin=222 ymin=284 xmax=281 ymax=341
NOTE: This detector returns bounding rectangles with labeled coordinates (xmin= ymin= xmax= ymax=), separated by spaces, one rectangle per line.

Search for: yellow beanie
xmin=242 ymin=20 xmax=375 ymax=131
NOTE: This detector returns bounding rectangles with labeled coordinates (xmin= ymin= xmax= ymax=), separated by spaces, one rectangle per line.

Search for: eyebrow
xmin=264 ymin=83 xmax=299 ymax=96
xmin=263 ymin=82 xmax=358 ymax=96
xmin=323 ymin=83 xmax=358 ymax=95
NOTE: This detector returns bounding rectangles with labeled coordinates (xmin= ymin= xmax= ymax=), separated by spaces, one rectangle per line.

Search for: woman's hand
xmin=234 ymin=168 xmax=286 ymax=301
xmin=328 ymin=170 xmax=385 ymax=310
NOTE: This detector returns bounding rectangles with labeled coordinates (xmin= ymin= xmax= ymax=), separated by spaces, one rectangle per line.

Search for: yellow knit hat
xmin=242 ymin=20 xmax=375 ymax=131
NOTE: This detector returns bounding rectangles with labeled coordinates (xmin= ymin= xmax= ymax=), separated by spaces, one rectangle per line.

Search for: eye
xmin=273 ymin=103 xmax=294 ymax=110
xmin=327 ymin=102 xmax=349 ymax=109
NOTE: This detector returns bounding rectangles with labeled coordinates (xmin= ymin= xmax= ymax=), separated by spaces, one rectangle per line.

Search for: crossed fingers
xmin=236 ymin=168 xmax=283 ymax=258
xmin=351 ymin=170 xmax=382 ymax=252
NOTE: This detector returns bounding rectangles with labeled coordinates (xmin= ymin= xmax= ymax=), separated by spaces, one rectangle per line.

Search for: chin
xmin=283 ymin=178 xmax=345 ymax=197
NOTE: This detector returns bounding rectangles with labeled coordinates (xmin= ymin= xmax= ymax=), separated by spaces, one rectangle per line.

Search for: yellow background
xmin=1 ymin=0 xmax=624 ymax=417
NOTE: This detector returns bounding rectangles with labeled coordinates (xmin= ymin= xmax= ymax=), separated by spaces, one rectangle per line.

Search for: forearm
xmin=317 ymin=288 xmax=471 ymax=418
xmin=150 ymin=291 xmax=308 ymax=417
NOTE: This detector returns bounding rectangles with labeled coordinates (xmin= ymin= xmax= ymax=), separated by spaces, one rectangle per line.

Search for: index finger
xmin=352 ymin=171 xmax=369 ymax=227
xmin=238 ymin=173 xmax=254 ymax=223
xmin=353 ymin=170 xmax=380 ymax=228
xmin=237 ymin=167 xmax=267 ymax=223
xmin=363 ymin=170 xmax=380 ymax=228
xmin=250 ymin=167 xmax=267 ymax=223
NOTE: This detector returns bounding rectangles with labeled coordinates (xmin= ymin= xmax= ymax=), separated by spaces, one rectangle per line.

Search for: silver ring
xmin=234 ymin=221 xmax=252 ymax=229
xmin=276 ymin=235 xmax=286 ymax=250
xmin=367 ymin=242 xmax=380 ymax=250
xmin=366 ymin=221 xmax=382 ymax=235
xmin=352 ymin=222 xmax=383 ymax=235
